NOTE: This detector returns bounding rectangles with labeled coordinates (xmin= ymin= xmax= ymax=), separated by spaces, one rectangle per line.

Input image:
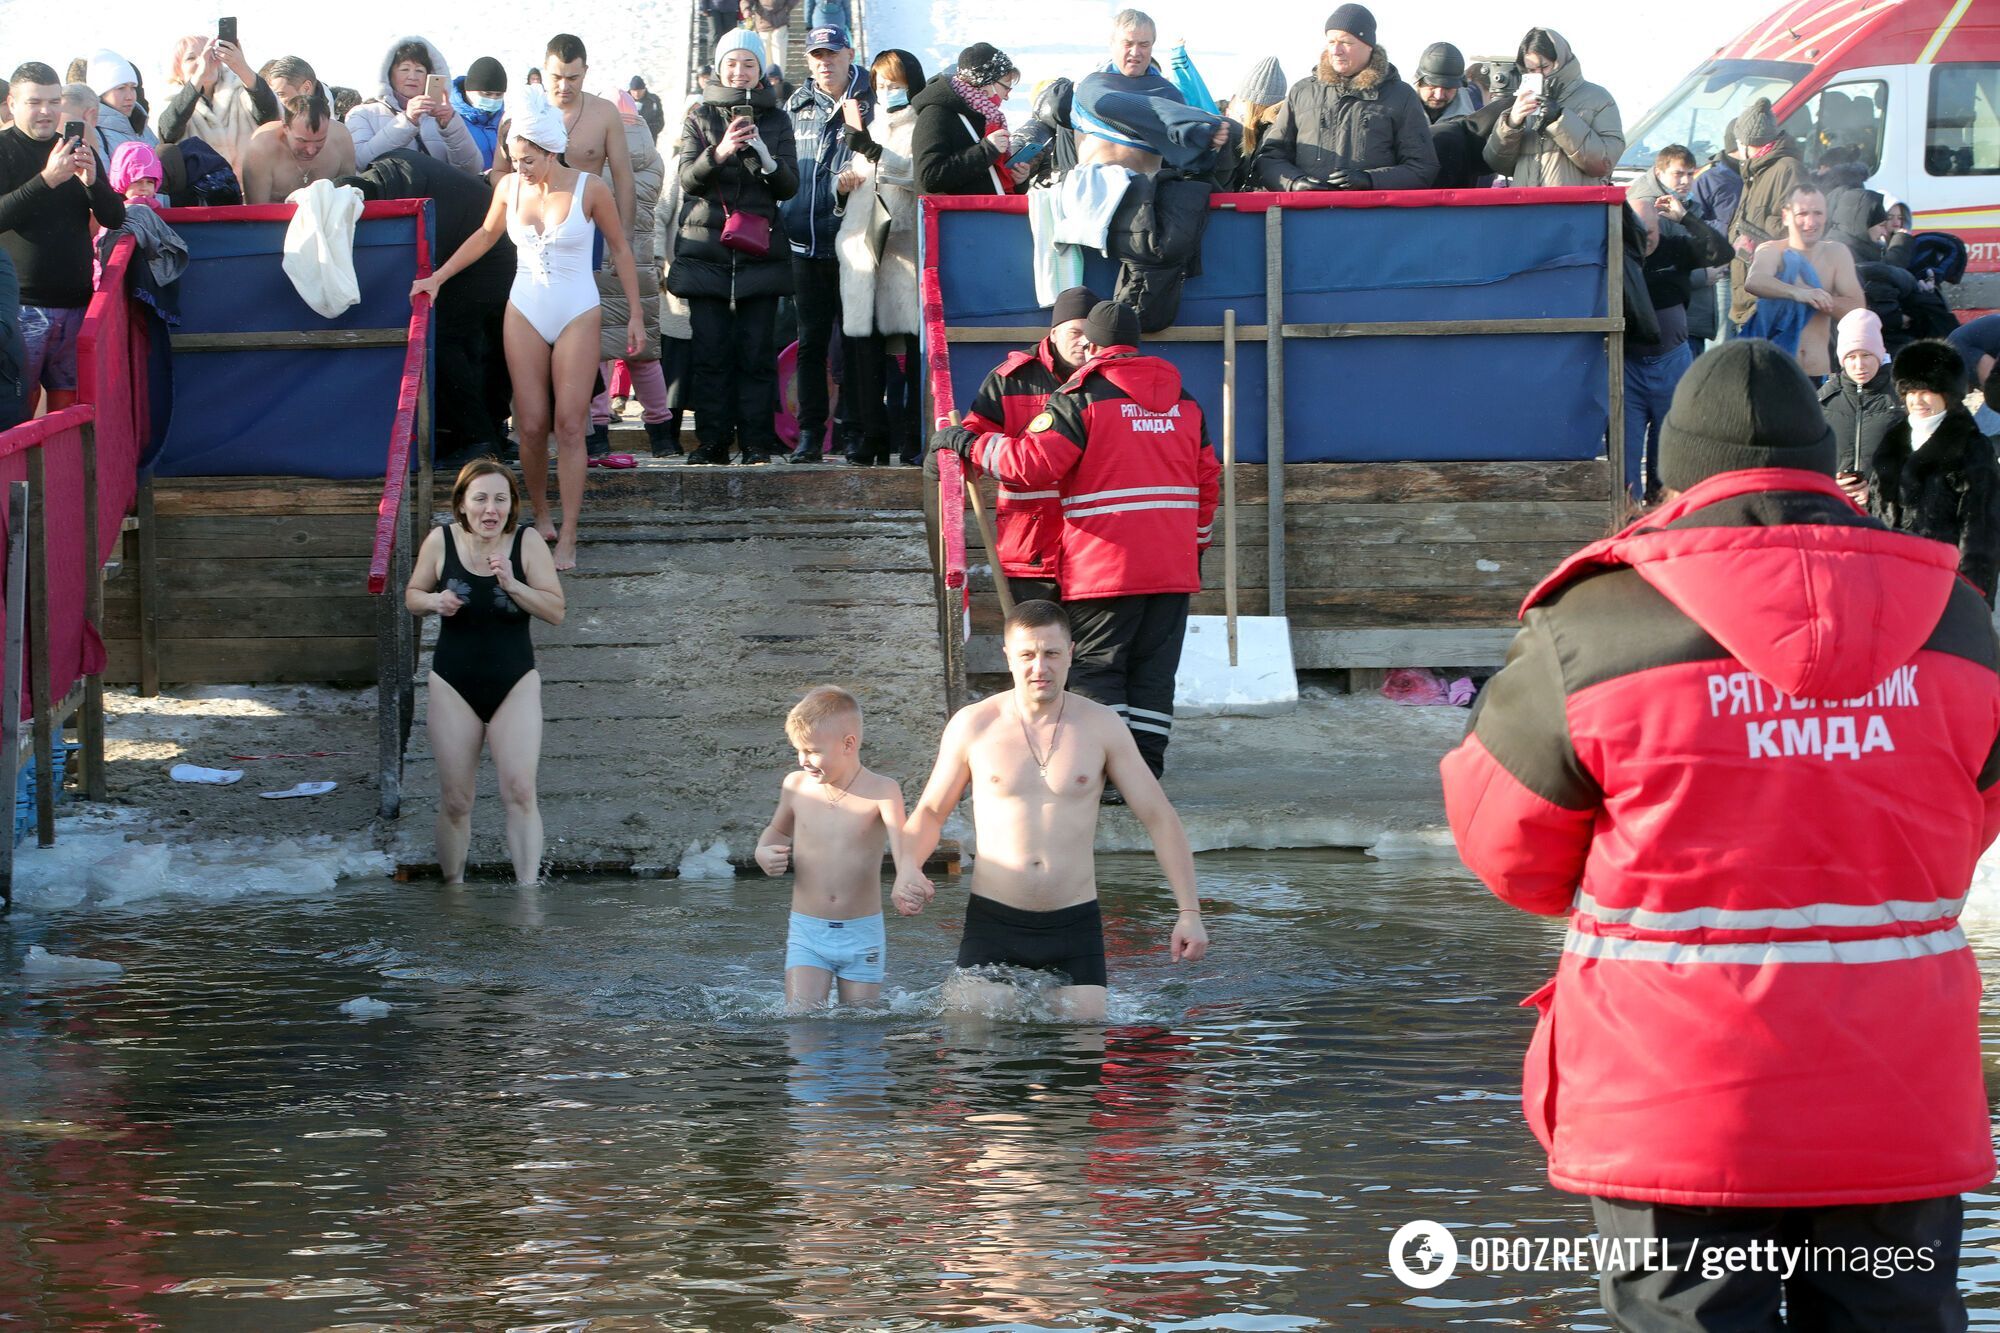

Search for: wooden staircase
xmin=393 ymin=459 xmax=948 ymax=877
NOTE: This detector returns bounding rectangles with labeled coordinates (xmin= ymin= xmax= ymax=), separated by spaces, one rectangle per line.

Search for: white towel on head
xmin=508 ymin=85 xmax=569 ymax=155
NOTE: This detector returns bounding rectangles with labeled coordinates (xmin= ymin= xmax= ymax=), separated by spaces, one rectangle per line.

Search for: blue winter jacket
xmin=782 ymin=66 xmax=874 ymax=260
xmin=449 ymin=77 xmax=504 ymax=170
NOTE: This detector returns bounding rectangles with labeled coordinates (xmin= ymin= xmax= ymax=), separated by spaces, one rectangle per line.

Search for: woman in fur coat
xmin=837 ymin=49 xmax=927 ymax=465
xmin=1868 ymin=339 xmax=2000 ymax=604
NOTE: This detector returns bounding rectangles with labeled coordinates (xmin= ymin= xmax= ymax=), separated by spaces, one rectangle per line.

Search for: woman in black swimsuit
xmin=404 ymin=459 xmax=566 ymax=884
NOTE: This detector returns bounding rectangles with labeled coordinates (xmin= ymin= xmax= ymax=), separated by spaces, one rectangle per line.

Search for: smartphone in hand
xmin=1518 ymin=71 xmax=1545 ymax=101
xmin=61 ymin=120 xmax=84 ymax=146
xmin=426 ymin=74 xmax=446 ymax=102
xmin=217 ymin=16 xmax=238 ymax=46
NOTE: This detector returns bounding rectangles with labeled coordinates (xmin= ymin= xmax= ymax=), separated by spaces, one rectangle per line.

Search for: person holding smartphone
xmin=665 ymin=28 xmax=798 ymax=465
xmin=346 ymin=35 xmax=483 ymax=175
xmin=1482 ymin=28 xmax=1622 ymax=187
xmin=157 ymin=28 xmax=280 ymax=172
xmin=0 ymin=61 xmax=125 ymax=414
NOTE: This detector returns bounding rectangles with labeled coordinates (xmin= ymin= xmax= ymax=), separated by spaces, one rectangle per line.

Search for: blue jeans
xmin=1624 ymin=342 xmax=1694 ymax=499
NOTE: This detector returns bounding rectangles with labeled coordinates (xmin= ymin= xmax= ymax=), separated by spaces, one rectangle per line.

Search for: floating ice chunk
xmin=1476 ymin=558 xmax=1502 ymax=572
xmin=338 ymin=995 xmax=392 ymax=1019
xmin=21 ymin=946 xmax=123 ymax=977
xmin=677 ymin=840 xmax=735 ymax=880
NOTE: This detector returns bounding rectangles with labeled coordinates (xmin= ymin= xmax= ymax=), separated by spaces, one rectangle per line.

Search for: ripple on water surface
xmin=2 ymin=851 xmax=1998 ymax=1329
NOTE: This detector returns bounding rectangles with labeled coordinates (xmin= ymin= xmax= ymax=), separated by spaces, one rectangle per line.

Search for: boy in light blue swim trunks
xmin=755 ymin=686 xmax=911 ymax=1012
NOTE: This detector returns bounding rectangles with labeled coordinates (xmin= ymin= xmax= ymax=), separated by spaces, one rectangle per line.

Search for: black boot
xmin=586 ymin=423 xmax=612 ymax=458
xmin=687 ymin=438 xmax=731 ymax=465
xmin=644 ymin=418 xmax=682 ymax=458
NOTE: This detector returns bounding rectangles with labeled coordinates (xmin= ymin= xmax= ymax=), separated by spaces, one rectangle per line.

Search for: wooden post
xmin=79 ymin=421 xmax=106 ymax=801
xmin=1606 ymin=203 xmax=1627 ymax=523
xmin=1263 ymin=205 xmax=1287 ymax=618
xmin=25 ymin=448 xmax=53 ymax=847
xmin=2 ymin=483 xmax=27 ymax=909
xmin=135 ymin=474 xmax=160 ymax=697
xmin=1222 ymin=308 xmax=1239 ymax=667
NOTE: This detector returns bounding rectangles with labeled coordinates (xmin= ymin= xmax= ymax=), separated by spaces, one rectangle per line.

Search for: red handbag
xmin=721 ymin=209 xmax=771 ymax=257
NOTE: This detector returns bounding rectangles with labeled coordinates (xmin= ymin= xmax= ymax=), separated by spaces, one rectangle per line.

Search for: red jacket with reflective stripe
xmin=968 ymin=347 xmax=1220 ymax=601
xmin=962 ymin=339 xmax=1064 ymax=581
xmin=1440 ymin=470 xmax=2000 ymax=1207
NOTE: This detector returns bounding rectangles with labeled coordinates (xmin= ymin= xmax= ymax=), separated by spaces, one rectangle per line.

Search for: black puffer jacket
xmin=1868 ymin=406 xmax=2000 ymax=604
xmin=1252 ymin=46 xmax=1437 ymax=191
xmin=666 ymin=83 xmax=799 ymax=302
xmin=1818 ymin=366 xmax=1903 ymax=478
xmin=911 ymin=73 xmax=1003 ymax=196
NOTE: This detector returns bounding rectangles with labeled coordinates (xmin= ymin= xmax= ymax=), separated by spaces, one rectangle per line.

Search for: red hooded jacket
xmin=966 ymin=347 xmax=1220 ymax=602
xmin=1441 ymin=469 xmax=2000 ymax=1207
xmin=962 ymin=338 xmax=1064 ymax=582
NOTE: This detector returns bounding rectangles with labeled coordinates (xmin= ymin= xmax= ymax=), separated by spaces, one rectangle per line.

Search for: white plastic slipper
xmin=259 ymin=781 xmax=338 ymax=800
xmin=170 ymin=764 xmax=243 ymax=784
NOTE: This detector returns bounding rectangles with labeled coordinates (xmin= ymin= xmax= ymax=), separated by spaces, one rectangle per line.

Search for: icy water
xmin=4 ymin=850 xmax=2000 ymax=1330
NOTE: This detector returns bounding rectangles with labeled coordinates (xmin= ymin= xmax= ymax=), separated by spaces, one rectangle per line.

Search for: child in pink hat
xmin=108 ymin=141 xmax=165 ymax=207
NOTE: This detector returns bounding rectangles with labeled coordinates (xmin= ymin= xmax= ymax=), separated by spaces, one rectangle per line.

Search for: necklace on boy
xmin=1018 ymin=697 xmax=1066 ymax=778
xmin=823 ymin=772 xmax=854 ymax=806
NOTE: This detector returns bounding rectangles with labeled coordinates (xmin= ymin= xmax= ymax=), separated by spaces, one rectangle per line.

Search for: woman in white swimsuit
xmin=412 ymin=88 xmax=642 ymax=571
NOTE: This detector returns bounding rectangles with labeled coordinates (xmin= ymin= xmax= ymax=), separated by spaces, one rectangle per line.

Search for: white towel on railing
xmin=281 ymin=180 xmax=365 ymax=318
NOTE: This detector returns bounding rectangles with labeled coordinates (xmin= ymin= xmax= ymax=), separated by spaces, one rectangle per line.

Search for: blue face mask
xmin=883 ymin=86 xmax=908 ymax=111
xmin=472 ymin=94 xmax=503 ymax=113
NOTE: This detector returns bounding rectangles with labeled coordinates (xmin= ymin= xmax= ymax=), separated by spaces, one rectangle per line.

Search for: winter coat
xmin=1442 ymin=468 xmax=2000 ymax=1207
xmin=1688 ymin=153 xmax=1742 ymax=235
xmin=158 ymin=67 xmax=277 ymax=172
xmin=961 ymin=337 xmax=1066 ymax=580
xmin=96 ymin=103 xmax=160 ymax=157
xmin=1430 ymin=98 xmax=1509 ymax=190
xmin=1252 ymin=47 xmax=1438 ymax=191
xmin=1482 ymin=31 xmax=1621 ymax=186
xmin=666 ymin=84 xmax=799 ymax=303
xmin=1869 ymin=407 xmax=2000 ymax=603
xmin=346 ymin=36 xmax=486 ymax=178
xmin=911 ymin=74 xmax=1006 ymax=196
xmin=636 ymin=90 xmax=666 ymax=141
xmin=1728 ymin=141 xmax=1806 ymax=326
xmin=448 ymin=77 xmax=504 ymax=170
xmin=0 ymin=248 xmax=24 ymax=432
xmin=598 ymin=115 xmax=665 ymax=361
xmin=782 ymin=68 xmax=873 ymax=260
xmin=1819 ymin=366 xmax=1904 ymax=478
xmin=967 ymin=348 xmax=1220 ymax=601
xmin=835 ymin=102 xmax=919 ymax=337
xmin=653 ymin=124 xmax=693 ymax=341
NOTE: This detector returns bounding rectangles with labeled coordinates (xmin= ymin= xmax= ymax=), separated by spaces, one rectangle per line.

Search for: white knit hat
xmin=87 ymin=49 xmax=140 ymax=94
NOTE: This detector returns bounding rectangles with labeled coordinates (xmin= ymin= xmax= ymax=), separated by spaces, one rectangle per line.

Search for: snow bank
xmin=8 ymin=809 xmax=391 ymax=913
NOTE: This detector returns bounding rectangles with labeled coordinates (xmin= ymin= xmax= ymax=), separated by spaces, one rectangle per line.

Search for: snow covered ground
xmin=5 ymin=0 xmax=1760 ymax=148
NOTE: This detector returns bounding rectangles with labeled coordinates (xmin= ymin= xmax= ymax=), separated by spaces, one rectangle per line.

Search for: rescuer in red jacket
xmin=927 ymin=285 xmax=1100 ymax=603
xmin=934 ymin=299 xmax=1220 ymax=783
xmin=1441 ymin=340 xmax=2000 ymax=1331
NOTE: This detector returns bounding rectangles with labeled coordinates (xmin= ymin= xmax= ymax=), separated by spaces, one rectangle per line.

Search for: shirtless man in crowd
xmin=500 ymin=33 xmax=633 ymax=233
xmin=240 ymin=96 xmax=357 ymax=204
xmin=1074 ymin=10 xmax=1229 ymax=175
xmin=895 ymin=600 xmax=1208 ymax=1021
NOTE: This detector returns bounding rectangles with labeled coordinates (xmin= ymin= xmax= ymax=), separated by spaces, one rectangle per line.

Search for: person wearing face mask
xmin=667 ymin=29 xmax=799 ymax=466
xmin=1867 ymin=339 xmax=2000 ymax=605
xmin=837 ymin=48 xmax=928 ymax=465
xmin=451 ymin=57 xmax=509 ymax=172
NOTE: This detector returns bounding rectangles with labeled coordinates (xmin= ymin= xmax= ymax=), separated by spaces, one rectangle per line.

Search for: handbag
xmin=865 ymin=186 xmax=893 ymax=259
xmin=721 ymin=208 xmax=771 ymax=257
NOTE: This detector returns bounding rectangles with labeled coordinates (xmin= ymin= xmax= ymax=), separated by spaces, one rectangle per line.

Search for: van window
xmin=1927 ymin=65 xmax=2000 ymax=176
xmin=1780 ymin=80 xmax=1888 ymax=177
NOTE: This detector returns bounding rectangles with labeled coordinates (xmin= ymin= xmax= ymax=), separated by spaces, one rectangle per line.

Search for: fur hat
xmin=1892 ymin=340 xmax=1969 ymax=400
xmin=1324 ymin=4 xmax=1377 ymax=46
xmin=1657 ymin=340 xmax=1836 ymax=491
xmin=1083 ymin=300 xmax=1139 ymax=349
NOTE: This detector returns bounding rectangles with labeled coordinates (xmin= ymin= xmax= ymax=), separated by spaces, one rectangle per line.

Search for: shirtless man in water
xmin=499 ymin=34 xmax=634 ymax=233
xmin=895 ymin=600 xmax=1208 ymax=1021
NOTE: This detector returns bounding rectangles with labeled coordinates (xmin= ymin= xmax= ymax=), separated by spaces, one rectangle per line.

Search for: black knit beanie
xmin=465 ymin=57 xmax=507 ymax=94
xmin=1083 ymin=300 xmax=1140 ymax=348
xmin=957 ymin=43 xmax=1017 ymax=87
xmin=1324 ymin=4 xmax=1377 ymax=45
xmin=1657 ymin=340 xmax=1836 ymax=491
xmin=1050 ymin=286 xmax=1101 ymax=328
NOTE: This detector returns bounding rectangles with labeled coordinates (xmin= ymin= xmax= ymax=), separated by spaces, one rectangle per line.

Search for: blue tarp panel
xmin=151 ymin=206 xmax=434 ymax=478
xmin=929 ymin=198 xmax=1612 ymax=463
